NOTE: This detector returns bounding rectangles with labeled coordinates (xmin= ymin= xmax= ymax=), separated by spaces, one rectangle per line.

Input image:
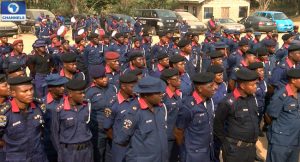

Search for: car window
xmin=142 ymin=10 xmax=151 ymax=17
xmin=218 ymin=18 xmax=235 ymax=23
xmin=260 ymin=13 xmax=267 ymax=17
xmin=274 ymin=13 xmax=288 ymax=20
xmin=266 ymin=13 xmax=272 ymax=19
xmin=156 ymin=10 xmax=177 ymax=18
xmin=252 ymin=12 xmax=259 ymax=17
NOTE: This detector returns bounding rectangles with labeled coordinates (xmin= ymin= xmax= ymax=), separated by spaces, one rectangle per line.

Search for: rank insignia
xmin=0 ymin=115 xmax=7 ymax=127
xmin=40 ymin=104 xmax=46 ymax=113
xmin=123 ymin=119 xmax=132 ymax=129
xmin=191 ymin=101 xmax=194 ymax=106
xmin=132 ymin=106 xmax=137 ymax=111
xmin=104 ymin=108 xmax=112 ymax=118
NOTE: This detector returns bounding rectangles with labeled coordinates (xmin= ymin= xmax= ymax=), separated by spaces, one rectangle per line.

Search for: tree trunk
xmin=69 ymin=0 xmax=79 ymax=14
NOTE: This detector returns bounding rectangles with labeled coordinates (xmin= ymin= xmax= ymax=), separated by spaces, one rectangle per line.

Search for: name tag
xmin=96 ymin=93 xmax=102 ymax=97
xmin=199 ymin=113 xmax=205 ymax=117
xmin=243 ymin=109 xmax=248 ymax=112
xmin=67 ymin=117 xmax=74 ymax=120
xmin=121 ymin=110 xmax=126 ymax=114
xmin=12 ymin=121 xmax=21 ymax=126
xmin=290 ymin=104 xmax=296 ymax=107
xmin=171 ymin=102 xmax=176 ymax=105
xmin=146 ymin=120 xmax=152 ymax=123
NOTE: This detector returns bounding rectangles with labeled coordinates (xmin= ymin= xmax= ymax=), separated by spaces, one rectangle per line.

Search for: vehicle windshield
xmin=218 ymin=18 xmax=235 ymax=23
xmin=156 ymin=10 xmax=177 ymax=18
xmin=274 ymin=13 xmax=288 ymax=20
xmin=179 ymin=13 xmax=198 ymax=21
xmin=28 ymin=10 xmax=55 ymax=19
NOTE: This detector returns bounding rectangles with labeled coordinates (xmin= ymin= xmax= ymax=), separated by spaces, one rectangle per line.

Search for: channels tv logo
xmin=1 ymin=1 xmax=26 ymax=21
xmin=7 ymin=3 xmax=20 ymax=14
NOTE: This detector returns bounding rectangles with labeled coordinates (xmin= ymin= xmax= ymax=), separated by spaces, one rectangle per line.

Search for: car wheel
xmin=17 ymin=25 xmax=22 ymax=34
xmin=31 ymin=26 xmax=35 ymax=34
xmin=149 ymin=27 xmax=156 ymax=35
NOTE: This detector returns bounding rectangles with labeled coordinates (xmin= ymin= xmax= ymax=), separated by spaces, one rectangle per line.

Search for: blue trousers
xmin=58 ymin=142 xmax=93 ymax=162
xmin=266 ymin=144 xmax=299 ymax=162
xmin=5 ymin=151 xmax=48 ymax=162
xmin=90 ymin=123 xmax=111 ymax=162
xmin=111 ymin=142 xmax=127 ymax=162
xmin=34 ymin=73 xmax=47 ymax=98
xmin=168 ymin=140 xmax=179 ymax=162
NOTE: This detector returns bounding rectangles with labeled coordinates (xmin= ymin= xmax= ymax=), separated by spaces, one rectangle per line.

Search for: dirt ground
xmin=7 ymin=21 xmax=300 ymax=161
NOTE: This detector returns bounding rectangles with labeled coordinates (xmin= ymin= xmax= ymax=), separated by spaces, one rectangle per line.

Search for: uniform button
xmin=195 ymin=149 xmax=199 ymax=152
xmin=280 ymin=132 xmax=282 ymax=134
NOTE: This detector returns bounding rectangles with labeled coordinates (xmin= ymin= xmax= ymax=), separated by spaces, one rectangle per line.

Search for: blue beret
xmin=133 ymin=76 xmax=165 ymax=93
xmin=191 ymin=72 xmax=214 ymax=84
xmin=66 ymin=79 xmax=86 ymax=91
xmin=254 ymin=32 xmax=261 ymax=36
xmin=264 ymin=39 xmax=276 ymax=47
xmin=214 ymin=42 xmax=228 ymax=49
xmin=43 ymin=74 xmax=68 ymax=87
xmin=89 ymin=65 xmax=106 ymax=79
xmin=238 ymin=39 xmax=249 ymax=46
xmin=8 ymin=76 xmax=33 ymax=86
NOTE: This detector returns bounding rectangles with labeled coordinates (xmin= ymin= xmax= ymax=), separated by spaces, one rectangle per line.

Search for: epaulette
xmin=33 ymin=97 xmax=44 ymax=104
xmin=0 ymin=103 xmax=11 ymax=115
xmin=56 ymin=103 xmax=64 ymax=112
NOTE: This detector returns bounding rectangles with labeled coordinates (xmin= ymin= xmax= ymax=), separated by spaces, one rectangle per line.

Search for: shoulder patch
xmin=123 ymin=119 xmax=132 ymax=129
xmin=33 ymin=97 xmax=43 ymax=104
xmin=0 ymin=115 xmax=7 ymax=127
xmin=40 ymin=104 xmax=46 ymax=113
xmin=0 ymin=103 xmax=11 ymax=115
xmin=104 ymin=108 xmax=112 ymax=118
xmin=56 ymin=103 xmax=64 ymax=112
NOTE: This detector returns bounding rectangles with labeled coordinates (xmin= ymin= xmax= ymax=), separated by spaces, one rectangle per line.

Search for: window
xmin=193 ymin=6 xmax=197 ymax=16
xmin=239 ymin=6 xmax=248 ymax=18
xmin=204 ymin=7 xmax=213 ymax=19
xmin=184 ymin=6 xmax=188 ymax=12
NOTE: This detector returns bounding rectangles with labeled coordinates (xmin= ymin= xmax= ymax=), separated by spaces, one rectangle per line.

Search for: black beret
xmin=248 ymin=62 xmax=264 ymax=70
xmin=209 ymin=51 xmax=223 ymax=59
xmin=128 ymin=51 xmax=144 ymax=61
xmin=169 ymin=55 xmax=185 ymax=64
xmin=7 ymin=63 xmax=23 ymax=74
xmin=264 ymin=39 xmax=276 ymax=47
xmin=115 ymin=33 xmax=123 ymax=39
xmin=185 ymin=32 xmax=193 ymax=37
xmin=133 ymin=38 xmax=140 ymax=42
xmin=172 ymin=37 xmax=180 ymax=42
xmin=160 ymin=69 xmax=179 ymax=82
xmin=103 ymin=34 xmax=110 ymax=38
xmin=191 ymin=72 xmax=215 ymax=84
xmin=61 ymin=53 xmax=77 ymax=63
xmin=245 ymin=28 xmax=253 ymax=33
xmin=192 ymin=33 xmax=199 ymax=37
xmin=66 ymin=79 xmax=86 ymax=91
xmin=142 ymin=33 xmax=149 ymax=37
xmin=257 ymin=47 xmax=268 ymax=56
xmin=8 ymin=76 xmax=32 ymax=86
xmin=158 ymin=31 xmax=167 ymax=37
xmin=127 ymin=68 xmax=143 ymax=76
xmin=88 ymin=33 xmax=99 ymax=39
xmin=0 ymin=74 xmax=6 ymax=83
xmin=245 ymin=48 xmax=256 ymax=55
xmin=207 ymin=65 xmax=224 ymax=74
xmin=89 ymin=65 xmax=105 ymax=79
xmin=177 ymin=39 xmax=191 ymax=48
xmin=157 ymin=52 xmax=169 ymax=60
xmin=119 ymin=73 xmax=138 ymax=83
xmin=75 ymin=36 xmax=83 ymax=44
xmin=282 ymin=33 xmax=293 ymax=41
xmin=288 ymin=44 xmax=300 ymax=52
xmin=287 ymin=69 xmax=300 ymax=79
xmin=236 ymin=68 xmax=258 ymax=81
xmin=238 ymin=39 xmax=249 ymax=46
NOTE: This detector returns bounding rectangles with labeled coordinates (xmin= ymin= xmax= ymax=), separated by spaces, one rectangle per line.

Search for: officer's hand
xmin=106 ymin=128 xmax=113 ymax=140
xmin=0 ymin=139 xmax=5 ymax=148
xmin=174 ymin=127 xmax=184 ymax=145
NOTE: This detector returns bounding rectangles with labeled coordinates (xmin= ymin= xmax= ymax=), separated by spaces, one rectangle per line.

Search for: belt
xmin=61 ymin=141 xmax=91 ymax=150
xmin=225 ymin=137 xmax=255 ymax=147
xmin=41 ymin=36 xmax=50 ymax=38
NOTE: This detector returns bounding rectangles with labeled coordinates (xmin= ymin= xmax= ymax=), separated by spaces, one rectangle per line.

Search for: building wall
xmin=178 ymin=0 xmax=250 ymax=22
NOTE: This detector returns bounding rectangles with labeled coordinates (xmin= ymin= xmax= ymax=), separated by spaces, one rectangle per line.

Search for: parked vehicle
xmin=175 ymin=11 xmax=206 ymax=33
xmin=215 ymin=18 xmax=245 ymax=32
xmin=238 ymin=16 xmax=277 ymax=32
xmin=108 ymin=13 xmax=136 ymax=25
xmin=0 ymin=22 xmax=19 ymax=36
xmin=253 ymin=11 xmax=293 ymax=32
xmin=14 ymin=9 xmax=55 ymax=33
xmin=134 ymin=9 xmax=178 ymax=35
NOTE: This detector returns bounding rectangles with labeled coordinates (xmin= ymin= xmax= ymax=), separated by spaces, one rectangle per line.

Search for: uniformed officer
xmin=84 ymin=33 xmax=104 ymax=72
xmin=141 ymin=33 xmax=152 ymax=69
xmin=104 ymin=51 xmax=121 ymax=87
xmin=214 ymin=68 xmax=259 ymax=162
xmin=178 ymin=39 xmax=197 ymax=75
xmin=133 ymin=18 xmax=143 ymax=40
xmin=0 ymin=75 xmax=10 ymax=162
xmin=117 ymin=76 xmax=168 ymax=162
xmin=123 ymin=51 xmax=148 ymax=76
xmin=7 ymin=63 xmax=26 ymax=78
xmin=242 ymin=28 xmax=253 ymax=42
xmin=42 ymin=74 xmax=68 ymax=162
xmin=3 ymin=40 xmax=27 ymax=73
xmin=85 ymin=65 xmax=117 ymax=162
xmin=169 ymin=37 xmax=180 ymax=56
xmin=250 ymin=32 xmax=262 ymax=50
xmin=103 ymin=73 xmax=138 ymax=162
xmin=0 ymin=35 xmax=12 ymax=56
xmin=2 ymin=76 xmax=48 ymax=162
xmin=270 ymin=44 xmax=300 ymax=91
xmin=275 ymin=33 xmax=294 ymax=61
xmin=27 ymin=39 xmax=54 ymax=97
xmin=128 ymin=68 xmax=143 ymax=81
xmin=227 ymin=39 xmax=249 ymax=73
xmin=160 ymin=69 xmax=182 ymax=162
xmin=169 ymin=55 xmax=192 ymax=97
xmin=248 ymin=62 xmax=268 ymax=137
xmin=179 ymin=20 xmax=189 ymax=39
xmin=175 ymin=72 xmax=216 ymax=162
xmin=209 ymin=51 xmax=228 ymax=82
xmin=51 ymin=79 xmax=93 ymax=162
xmin=39 ymin=19 xmax=52 ymax=45
xmin=202 ymin=32 xmax=215 ymax=55
xmin=59 ymin=53 xmax=86 ymax=81
xmin=109 ymin=33 xmax=128 ymax=65
xmin=151 ymin=32 xmax=169 ymax=66
xmin=149 ymin=52 xmax=169 ymax=78
xmin=256 ymin=47 xmax=272 ymax=82
xmin=265 ymin=68 xmax=300 ymax=162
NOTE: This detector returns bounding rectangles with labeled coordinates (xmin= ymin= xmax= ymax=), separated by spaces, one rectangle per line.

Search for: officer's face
xmin=173 ymin=61 xmax=185 ymax=74
xmin=49 ymin=85 xmax=65 ymax=98
xmin=240 ymin=45 xmax=249 ymax=53
xmin=291 ymin=79 xmax=300 ymax=90
xmin=121 ymin=82 xmax=136 ymax=96
xmin=214 ymin=73 xmax=223 ymax=84
xmin=64 ymin=62 xmax=77 ymax=73
xmin=117 ymin=37 xmax=124 ymax=44
xmin=183 ymin=44 xmax=192 ymax=54
xmin=196 ymin=82 xmax=216 ymax=98
xmin=107 ymin=59 xmax=120 ymax=71
xmin=234 ymin=34 xmax=240 ymax=39
xmin=11 ymin=84 xmax=34 ymax=104
xmin=0 ymin=37 xmax=8 ymax=43
xmin=63 ymin=43 xmax=70 ymax=50
xmin=267 ymin=46 xmax=276 ymax=54
xmin=158 ymin=58 xmax=169 ymax=68
xmin=104 ymin=38 xmax=110 ymax=44
xmin=69 ymin=90 xmax=85 ymax=104
xmin=256 ymin=68 xmax=264 ymax=79
xmin=94 ymin=76 xmax=108 ymax=87
xmin=132 ymin=57 xmax=145 ymax=68
xmin=290 ymin=51 xmax=300 ymax=62
xmin=92 ymin=38 xmax=99 ymax=45
xmin=134 ymin=41 xmax=140 ymax=48
xmin=161 ymin=36 xmax=168 ymax=44
xmin=37 ymin=46 xmax=46 ymax=53
xmin=168 ymin=75 xmax=181 ymax=88
xmin=240 ymin=81 xmax=257 ymax=95
xmin=0 ymin=82 xmax=10 ymax=97
xmin=14 ymin=43 xmax=24 ymax=53
xmin=211 ymin=58 xmax=223 ymax=66
xmin=287 ymin=37 xmax=294 ymax=44
xmin=52 ymin=38 xmax=59 ymax=44
xmin=193 ymin=36 xmax=199 ymax=43
xmin=246 ymin=54 xmax=257 ymax=64
xmin=143 ymin=93 xmax=163 ymax=106
xmin=255 ymin=35 xmax=261 ymax=40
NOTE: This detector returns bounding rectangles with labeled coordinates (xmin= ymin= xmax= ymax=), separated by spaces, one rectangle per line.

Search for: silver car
xmin=0 ymin=21 xmax=19 ymax=36
xmin=215 ymin=18 xmax=245 ymax=32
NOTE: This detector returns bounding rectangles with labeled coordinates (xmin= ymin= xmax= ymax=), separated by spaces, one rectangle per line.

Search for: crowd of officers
xmin=0 ymin=13 xmax=300 ymax=162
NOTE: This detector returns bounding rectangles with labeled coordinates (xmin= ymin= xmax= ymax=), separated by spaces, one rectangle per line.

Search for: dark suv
xmin=134 ymin=9 xmax=178 ymax=35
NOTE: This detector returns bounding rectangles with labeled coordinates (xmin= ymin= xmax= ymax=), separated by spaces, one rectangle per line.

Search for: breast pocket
xmin=283 ymin=103 xmax=299 ymax=119
xmin=192 ymin=113 xmax=208 ymax=128
xmin=235 ymin=108 xmax=250 ymax=124
xmin=62 ymin=118 xmax=75 ymax=128
xmin=140 ymin=122 xmax=154 ymax=140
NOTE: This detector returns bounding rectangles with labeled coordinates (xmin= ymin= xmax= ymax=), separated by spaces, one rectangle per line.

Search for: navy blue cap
xmin=0 ymin=74 xmax=6 ymax=83
xmin=8 ymin=76 xmax=33 ymax=86
xmin=254 ymin=32 xmax=261 ymax=36
xmin=128 ymin=51 xmax=144 ymax=61
xmin=236 ymin=68 xmax=258 ymax=81
xmin=33 ymin=39 xmax=47 ymax=48
xmin=89 ymin=65 xmax=106 ymax=79
xmin=7 ymin=63 xmax=23 ymax=74
xmin=133 ymin=76 xmax=165 ymax=93
xmin=66 ymin=79 xmax=86 ymax=91
xmin=61 ymin=53 xmax=77 ymax=63
xmin=287 ymin=69 xmax=300 ymax=79
xmin=191 ymin=72 xmax=215 ymax=84
xmin=288 ymin=44 xmax=300 ymax=52
xmin=264 ymin=39 xmax=277 ymax=47
xmin=43 ymin=74 xmax=68 ymax=87
xmin=214 ymin=42 xmax=228 ymax=49
xmin=177 ymin=39 xmax=191 ymax=48
xmin=207 ymin=65 xmax=224 ymax=74
xmin=238 ymin=39 xmax=249 ymax=46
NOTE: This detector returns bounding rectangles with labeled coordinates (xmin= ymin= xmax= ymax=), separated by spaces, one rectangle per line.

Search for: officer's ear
xmin=289 ymin=78 xmax=296 ymax=85
xmin=10 ymin=86 xmax=17 ymax=98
